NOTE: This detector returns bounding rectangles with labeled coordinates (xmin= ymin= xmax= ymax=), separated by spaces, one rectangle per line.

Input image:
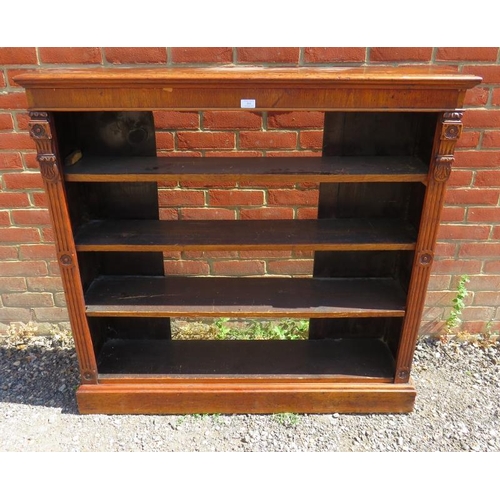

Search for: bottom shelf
xmin=96 ymin=338 xmax=395 ymax=380
xmin=79 ymin=338 xmax=416 ymax=415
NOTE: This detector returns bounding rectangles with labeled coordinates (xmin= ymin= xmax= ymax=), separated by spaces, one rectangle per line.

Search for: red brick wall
xmin=1 ymin=47 xmax=499 ymax=335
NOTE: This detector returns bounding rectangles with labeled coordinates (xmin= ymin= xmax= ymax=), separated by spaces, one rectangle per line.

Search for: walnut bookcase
xmin=16 ymin=67 xmax=480 ymax=414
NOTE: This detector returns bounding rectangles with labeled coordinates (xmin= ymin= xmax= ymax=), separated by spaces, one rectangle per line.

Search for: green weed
xmin=274 ymin=412 xmax=300 ymax=427
xmin=445 ymin=274 xmax=470 ymax=334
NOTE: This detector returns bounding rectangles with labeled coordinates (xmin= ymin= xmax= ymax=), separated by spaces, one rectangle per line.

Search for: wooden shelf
xmin=64 ymin=155 xmax=428 ymax=183
xmin=97 ymin=338 xmax=395 ymax=380
xmin=85 ymin=276 xmax=407 ymax=318
xmin=74 ymin=218 xmax=418 ymax=252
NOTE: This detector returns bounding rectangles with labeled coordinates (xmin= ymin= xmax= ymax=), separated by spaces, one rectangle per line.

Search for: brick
xmin=0 ymin=113 xmax=14 ymax=130
xmin=474 ymin=291 xmax=500 ymax=307
xmin=299 ymin=130 xmax=323 ymax=149
xmin=11 ymin=209 xmax=51 ymax=225
xmin=454 ymin=150 xmax=500 ymax=168
xmin=303 ymin=48 xmax=365 ymax=63
xmin=54 ymin=292 xmax=67 ymax=308
xmin=177 ymin=132 xmax=235 ymax=150
xmin=483 ymin=259 xmax=500 ymax=278
xmin=0 ymin=212 xmax=11 ymax=226
xmin=296 ymin=207 xmax=318 ymax=219
xmin=180 ymin=180 xmax=236 ymax=188
xmin=427 ymin=274 xmax=451 ymax=291
xmin=171 ymin=48 xmax=233 ymax=64
xmin=0 ymin=307 xmax=32 ymax=323
xmin=240 ymin=208 xmax=293 ymax=220
xmin=0 ymin=192 xmax=30 ymax=208
xmin=440 ymin=207 xmax=465 ymax=222
xmin=458 ymin=243 xmax=500 ymax=258
xmin=2 ymin=292 xmax=53 ymax=308
xmin=159 ymin=208 xmax=179 ymax=220
xmin=370 ymin=47 xmax=432 ymax=62
xmin=482 ymin=131 xmax=500 ymax=148
xmin=425 ymin=291 xmax=473 ymax=307
xmin=209 ymin=190 xmax=264 ymax=206
xmin=34 ymin=307 xmax=69 ymax=322
xmin=444 ymin=189 xmax=498 ymax=205
xmin=0 ymin=245 xmax=17 ymax=258
xmin=293 ymin=250 xmax=314 ymax=259
xmin=461 ymin=307 xmax=496 ymax=322
xmin=0 ymin=72 xmax=4 ymax=87
xmin=463 ymin=86 xmax=489 ymax=106
xmin=31 ymin=192 xmax=47 ymax=207
xmin=212 ymin=260 xmax=265 ymax=276
xmin=157 ymin=181 xmax=178 ymax=188
xmin=455 ymin=131 xmax=480 ymax=149
xmin=155 ymin=132 xmax=174 ymax=150
xmin=462 ymin=65 xmax=500 ymax=85
xmin=493 ymin=89 xmax=500 ymax=106
xmin=268 ymin=189 xmax=319 ymax=206
xmin=0 ymin=92 xmax=28 ymax=110
xmin=267 ymin=260 xmax=313 ymax=275
xmin=204 ymin=151 xmax=262 ymax=158
xmin=468 ymin=207 xmax=500 ymax=222
xmin=238 ymin=250 xmax=292 ymax=259
xmin=104 ymin=47 xmax=167 ymax=64
xmin=492 ymin=226 xmax=500 ymax=239
xmin=0 ymin=228 xmax=40 ymax=243
xmin=239 ymin=180 xmax=295 ymax=188
xmin=3 ymin=172 xmax=44 ymax=190
xmin=203 ymin=111 xmax=262 ymax=130
xmin=0 ymin=261 xmax=47 ymax=277
xmin=26 ymin=276 xmax=62 ymax=292
xmin=430 ymin=259 xmax=482 ymax=275
xmin=5 ymin=69 xmax=27 ymax=88
xmin=0 ymin=277 xmax=27 ymax=292
xmin=158 ymin=190 xmax=204 ymax=206
xmin=237 ymin=48 xmax=299 ymax=64
xmin=268 ymin=111 xmax=324 ymax=129
xmin=153 ymin=111 xmax=199 ymax=129
xmin=447 ymin=170 xmax=473 ymax=187
xmin=436 ymin=48 xmax=498 ymax=61
xmin=14 ymin=112 xmax=30 ymax=131
xmin=162 ymin=251 xmax=182 ymax=259
xmin=184 ymin=251 xmax=237 ymax=259
xmin=19 ymin=244 xmax=57 ymax=260
xmin=436 ymin=224 xmax=491 ymax=240
xmin=164 ymin=260 xmax=210 ymax=276
xmin=42 ymin=227 xmax=55 ymax=242
xmin=48 ymin=260 xmax=60 ymax=274
xmin=434 ymin=242 xmax=456 ymax=257
xmin=23 ymin=152 xmax=39 ymax=169
xmin=239 ymin=131 xmax=297 ymax=149
xmin=266 ymin=151 xmax=322 ymax=157
xmin=0 ymin=152 xmax=22 ymax=170
xmin=39 ymin=47 xmax=102 ymax=64
xmin=180 ymin=208 xmax=236 ymax=220
xmin=0 ymin=132 xmax=34 ymax=150
xmin=463 ymin=110 xmax=500 ymax=128
xmin=157 ymin=151 xmax=202 ymax=158
xmin=0 ymin=48 xmax=37 ymax=64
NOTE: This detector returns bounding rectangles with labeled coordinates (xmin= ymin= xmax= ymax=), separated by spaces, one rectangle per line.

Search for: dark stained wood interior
xmin=96 ymin=338 xmax=395 ymax=379
xmin=84 ymin=275 xmax=407 ymax=318
xmin=63 ymin=155 xmax=428 ymax=183
xmin=74 ymin=218 xmax=417 ymax=252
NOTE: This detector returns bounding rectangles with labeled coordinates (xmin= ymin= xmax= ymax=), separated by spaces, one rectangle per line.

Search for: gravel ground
xmin=0 ymin=329 xmax=499 ymax=452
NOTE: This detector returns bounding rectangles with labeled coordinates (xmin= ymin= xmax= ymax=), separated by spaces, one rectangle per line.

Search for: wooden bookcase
xmin=16 ymin=67 xmax=480 ymax=414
